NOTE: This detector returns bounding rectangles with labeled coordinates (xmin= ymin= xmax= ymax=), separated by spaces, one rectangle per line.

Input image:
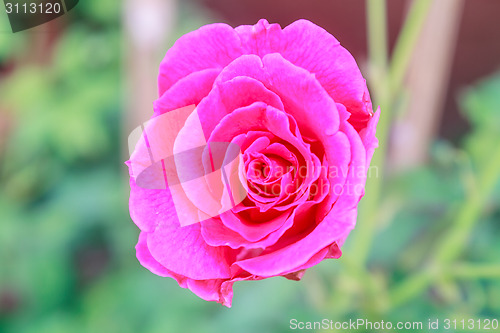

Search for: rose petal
xmin=186 ymin=279 xmax=224 ymax=303
xmin=200 ymin=212 xmax=293 ymax=250
xmin=233 ymin=206 xmax=356 ymax=277
xmin=214 ymin=54 xmax=340 ymax=139
xmin=208 ymin=102 xmax=311 ymax=164
xmin=326 ymin=120 xmax=368 ymax=215
xmin=147 ymin=222 xmax=234 ymax=280
xmin=235 ymin=19 xmax=372 ymax=131
xmin=129 ymin=178 xmax=178 ymax=233
xmin=154 ymin=68 xmax=221 ymax=116
xmin=158 ymin=23 xmax=243 ymax=96
xmin=136 ymin=232 xmax=186 ymax=286
xmin=219 ymin=208 xmax=292 ymax=242
xmin=196 ymin=75 xmax=284 ymax=140
xmin=359 ymin=107 xmax=380 ymax=168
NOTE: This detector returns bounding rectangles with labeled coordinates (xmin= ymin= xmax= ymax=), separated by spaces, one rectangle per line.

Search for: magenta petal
xmin=233 ymin=131 xmax=276 ymax=152
xmin=285 ymin=247 xmax=328 ymax=274
xmin=136 ymin=232 xmax=186 ymax=286
xmin=263 ymin=143 xmax=297 ymax=165
xmin=208 ymin=103 xmax=310 ymax=159
xmin=214 ymin=54 xmax=340 ymax=139
xmin=157 ymin=23 xmax=243 ymax=96
xmin=235 ymin=19 xmax=284 ymax=57
xmin=234 ymin=206 xmax=356 ymax=277
xmin=245 ymin=136 xmax=271 ymax=154
xmin=281 ymin=20 xmax=372 ymax=130
xmin=235 ymin=19 xmax=372 ymax=131
xmin=359 ymin=107 xmax=380 ymax=168
xmin=186 ymin=279 xmax=224 ymax=303
xmin=201 ymin=215 xmax=293 ymax=250
xmin=129 ymin=178 xmax=178 ymax=233
xmin=139 ymin=229 xmax=235 ymax=307
xmin=218 ymin=275 xmax=259 ymax=307
xmin=154 ymin=68 xmax=220 ymax=116
xmin=201 ymin=217 xmax=255 ymax=249
xmin=280 ymin=243 xmax=341 ymax=279
xmin=147 ymin=222 xmax=233 ymax=280
xmin=261 ymin=54 xmax=340 ymax=139
xmin=331 ymin=121 xmax=368 ymax=213
xmin=196 ymin=75 xmax=284 ymax=139
xmin=219 ymin=209 xmax=292 ymax=242
xmin=314 ymin=131 xmax=351 ymax=218
xmin=215 ymin=54 xmax=267 ymax=84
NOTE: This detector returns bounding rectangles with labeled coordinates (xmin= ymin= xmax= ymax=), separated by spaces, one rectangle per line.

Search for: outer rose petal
xmin=310 ymin=122 xmax=368 ymax=228
xmin=154 ymin=68 xmax=221 ymax=116
xmin=359 ymin=107 xmax=381 ymax=168
xmin=330 ymin=120 xmax=368 ymax=212
xmin=235 ymin=19 xmax=372 ymax=131
xmin=195 ymin=75 xmax=285 ymax=140
xmin=219 ymin=209 xmax=292 ymax=242
xmin=187 ymin=279 xmax=225 ymax=304
xmin=214 ymin=54 xmax=356 ymax=216
xmin=147 ymin=221 xmax=234 ymax=280
xmin=136 ymin=231 xmax=185 ymax=285
xmin=200 ymin=213 xmax=294 ymax=250
xmin=214 ymin=54 xmax=340 ymax=139
xmin=157 ymin=23 xmax=244 ymax=96
xmin=129 ymin=178 xmax=177 ymax=233
xmin=137 ymin=232 xmax=235 ymax=307
xmin=131 ymin=172 xmax=233 ymax=281
xmin=157 ymin=19 xmax=372 ymax=130
xmin=128 ymin=69 xmax=222 ymax=232
xmin=233 ymin=206 xmax=356 ymax=277
xmin=130 ymin=163 xmax=235 ymax=280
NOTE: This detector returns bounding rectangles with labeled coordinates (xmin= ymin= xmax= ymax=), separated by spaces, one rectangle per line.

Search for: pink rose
xmin=127 ymin=19 xmax=379 ymax=307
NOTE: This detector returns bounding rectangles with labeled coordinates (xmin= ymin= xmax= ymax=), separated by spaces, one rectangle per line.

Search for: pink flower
xmin=127 ymin=19 xmax=379 ymax=307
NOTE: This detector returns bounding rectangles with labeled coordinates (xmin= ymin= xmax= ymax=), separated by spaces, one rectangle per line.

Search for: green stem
xmin=451 ymin=264 xmax=500 ymax=280
xmin=350 ymin=0 xmax=390 ymax=268
xmin=389 ymin=143 xmax=500 ymax=307
xmin=352 ymin=0 xmax=433 ymax=267
xmin=367 ymin=0 xmax=389 ymax=96
xmin=346 ymin=0 xmax=434 ymax=311
xmin=389 ymin=268 xmax=435 ymax=307
xmin=389 ymin=0 xmax=433 ymax=96
xmin=435 ymin=143 xmax=500 ymax=263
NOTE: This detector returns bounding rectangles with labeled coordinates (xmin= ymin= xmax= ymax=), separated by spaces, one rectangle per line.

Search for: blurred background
xmin=0 ymin=0 xmax=499 ymax=332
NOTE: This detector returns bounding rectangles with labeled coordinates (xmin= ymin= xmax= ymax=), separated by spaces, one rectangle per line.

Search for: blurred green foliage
xmin=0 ymin=1 xmax=499 ymax=332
